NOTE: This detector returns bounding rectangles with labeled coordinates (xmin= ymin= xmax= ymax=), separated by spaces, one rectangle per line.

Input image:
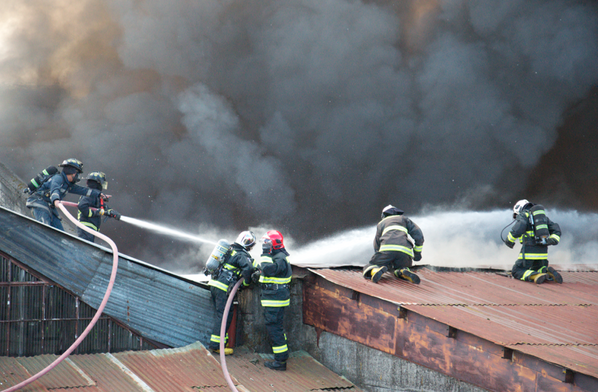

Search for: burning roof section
xmin=304 ymin=266 xmax=598 ymax=392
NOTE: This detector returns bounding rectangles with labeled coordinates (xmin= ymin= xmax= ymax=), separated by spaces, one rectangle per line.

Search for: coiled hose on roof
xmin=3 ymin=201 xmax=119 ymax=392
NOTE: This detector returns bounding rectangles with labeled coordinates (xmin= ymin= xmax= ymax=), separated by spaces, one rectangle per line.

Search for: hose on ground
xmin=220 ymin=278 xmax=244 ymax=392
xmin=3 ymin=201 xmax=119 ymax=392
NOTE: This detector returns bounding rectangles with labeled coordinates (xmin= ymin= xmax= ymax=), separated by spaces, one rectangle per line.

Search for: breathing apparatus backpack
xmin=204 ymin=239 xmax=232 ymax=277
xmin=527 ymin=204 xmax=550 ymax=245
xmin=23 ymin=166 xmax=58 ymax=194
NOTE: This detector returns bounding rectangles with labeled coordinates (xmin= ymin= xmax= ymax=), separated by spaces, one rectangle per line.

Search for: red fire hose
xmin=3 ymin=201 xmax=119 ymax=391
xmin=220 ymin=278 xmax=244 ymax=392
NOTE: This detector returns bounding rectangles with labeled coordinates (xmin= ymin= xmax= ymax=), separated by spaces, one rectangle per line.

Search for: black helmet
xmin=59 ymin=158 xmax=84 ymax=173
xmin=87 ymin=171 xmax=108 ymax=190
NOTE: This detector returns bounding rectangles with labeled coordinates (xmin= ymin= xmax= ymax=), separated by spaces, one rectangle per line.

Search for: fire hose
xmin=3 ymin=201 xmax=119 ymax=391
xmin=220 ymin=278 xmax=244 ymax=392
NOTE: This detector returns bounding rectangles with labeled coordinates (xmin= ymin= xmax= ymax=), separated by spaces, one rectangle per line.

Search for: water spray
xmin=60 ymin=201 xmax=216 ymax=245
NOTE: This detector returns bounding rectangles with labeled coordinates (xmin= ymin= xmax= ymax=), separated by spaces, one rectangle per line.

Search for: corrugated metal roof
xmin=308 ymin=267 xmax=598 ymax=379
xmin=0 ymin=342 xmax=362 ymax=391
xmin=0 ymin=206 xmax=215 ymax=349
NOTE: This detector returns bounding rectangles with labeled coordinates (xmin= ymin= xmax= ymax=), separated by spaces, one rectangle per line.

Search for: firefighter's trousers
xmin=209 ymin=286 xmax=233 ymax=350
xmin=264 ymin=306 xmax=289 ymax=362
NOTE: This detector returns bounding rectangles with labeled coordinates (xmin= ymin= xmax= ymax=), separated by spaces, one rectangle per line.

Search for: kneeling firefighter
xmin=252 ymin=230 xmax=292 ymax=371
xmin=207 ymin=231 xmax=255 ymax=355
xmin=363 ymin=205 xmax=424 ymax=284
xmin=77 ymin=172 xmax=121 ymax=243
xmin=505 ymin=199 xmax=562 ymax=284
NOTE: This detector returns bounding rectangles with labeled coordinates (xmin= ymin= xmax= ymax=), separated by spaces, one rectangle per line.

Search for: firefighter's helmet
xmin=262 ymin=230 xmax=284 ymax=250
xmin=87 ymin=171 xmax=108 ymax=190
xmin=235 ymin=231 xmax=256 ymax=250
xmin=381 ymin=204 xmax=404 ymax=219
xmin=513 ymin=199 xmax=530 ymax=216
xmin=59 ymin=158 xmax=84 ymax=173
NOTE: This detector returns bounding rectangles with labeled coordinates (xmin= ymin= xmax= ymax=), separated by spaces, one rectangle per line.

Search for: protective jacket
xmin=208 ymin=244 xmax=254 ymax=293
xmin=374 ymin=215 xmax=424 ymax=257
xmin=507 ymin=206 xmax=561 ymax=263
xmin=78 ymin=186 xmax=104 ymax=232
xmin=254 ymin=249 xmax=292 ymax=308
xmin=26 ymin=172 xmax=99 ymax=215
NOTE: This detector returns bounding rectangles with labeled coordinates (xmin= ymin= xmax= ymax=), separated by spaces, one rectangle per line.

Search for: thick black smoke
xmin=1 ymin=0 xmax=597 ymax=267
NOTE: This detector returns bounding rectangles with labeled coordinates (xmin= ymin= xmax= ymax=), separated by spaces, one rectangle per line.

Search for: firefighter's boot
xmin=395 ymin=268 xmax=420 ymax=284
xmin=264 ymin=360 xmax=287 ymax=371
xmin=370 ymin=266 xmax=388 ymax=283
xmin=546 ymin=266 xmax=563 ymax=284
xmin=211 ymin=348 xmax=234 ymax=355
xmin=530 ymin=273 xmax=547 ymax=284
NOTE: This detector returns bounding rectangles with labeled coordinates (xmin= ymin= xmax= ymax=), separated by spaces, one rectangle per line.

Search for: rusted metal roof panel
xmin=0 ymin=342 xmax=361 ymax=391
xmin=114 ymin=343 xmax=233 ymax=390
xmin=219 ymin=350 xmax=363 ymax=391
xmin=308 ymin=267 xmax=598 ymax=380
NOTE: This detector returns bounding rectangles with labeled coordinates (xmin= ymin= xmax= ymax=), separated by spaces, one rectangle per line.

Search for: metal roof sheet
xmin=0 ymin=205 xmax=215 ymax=349
xmin=309 ymin=267 xmax=598 ymax=378
xmin=0 ymin=342 xmax=362 ymax=391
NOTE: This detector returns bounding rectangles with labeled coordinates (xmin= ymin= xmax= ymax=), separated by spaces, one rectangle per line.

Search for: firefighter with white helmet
xmin=26 ymin=159 xmax=108 ymax=231
xmin=505 ymin=199 xmax=562 ymax=284
xmin=207 ymin=230 xmax=256 ymax=355
xmin=363 ymin=205 xmax=424 ymax=284
xmin=77 ymin=172 xmax=121 ymax=242
xmin=252 ymin=230 xmax=292 ymax=371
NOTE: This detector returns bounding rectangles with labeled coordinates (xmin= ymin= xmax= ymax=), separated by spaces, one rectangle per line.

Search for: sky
xmin=1 ymin=0 xmax=597 ymax=269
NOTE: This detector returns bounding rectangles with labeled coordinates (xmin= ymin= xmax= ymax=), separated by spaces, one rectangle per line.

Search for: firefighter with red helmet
xmin=26 ymin=159 xmax=107 ymax=231
xmin=252 ymin=230 xmax=292 ymax=371
xmin=363 ymin=205 xmax=424 ymax=284
xmin=77 ymin=172 xmax=121 ymax=242
xmin=505 ymin=199 xmax=562 ymax=284
xmin=208 ymin=231 xmax=256 ymax=355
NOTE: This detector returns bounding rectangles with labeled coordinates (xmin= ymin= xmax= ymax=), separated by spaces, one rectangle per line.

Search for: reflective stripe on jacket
xmin=375 ymin=215 xmax=424 ymax=257
xmin=257 ymin=250 xmax=292 ymax=307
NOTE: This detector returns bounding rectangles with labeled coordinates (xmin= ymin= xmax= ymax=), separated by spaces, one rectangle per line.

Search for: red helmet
xmin=263 ymin=230 xmax=284 ymax=250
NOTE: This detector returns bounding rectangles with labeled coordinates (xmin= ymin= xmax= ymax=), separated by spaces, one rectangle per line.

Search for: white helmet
xmin=513 ymin=199 xmax=530 ymax=216
xmin=234 ymin=230 xmax=256 ymax=250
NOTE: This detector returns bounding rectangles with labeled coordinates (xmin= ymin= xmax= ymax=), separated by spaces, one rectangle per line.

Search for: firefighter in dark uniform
xmin=505 ymin=199 xmax=562 ymax=284
xmin=77 ymin=172 xmax=121 ymax=242
xmin=207 ymin=231 xmax=256 ymax=355
xmin=253 ymin=230 xmax=292 ymax=371
xmin=363 ymin=205 xmax=424 ymax=284
xmin=26 ymin=159 xmax=106 ymax=231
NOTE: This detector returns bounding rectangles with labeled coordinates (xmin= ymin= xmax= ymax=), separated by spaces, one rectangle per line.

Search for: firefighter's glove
xmin=251 ymin=270 xmax=261 ymax=284
xmin=505 ymin=240 xmax=515 ymax=249
xmin=546 ymin=238 xmax=558 ymax=246
xmin=99 ymin=193 xmax=110 ymax=201
xmin=108 ymin=209 xmax=121 ymax=220
xmin=413 ymin=251 xmax=422 ymax=262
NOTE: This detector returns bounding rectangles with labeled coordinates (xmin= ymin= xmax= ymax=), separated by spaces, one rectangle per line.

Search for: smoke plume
xmin=1 ymin=0 xmax=597 ymax=268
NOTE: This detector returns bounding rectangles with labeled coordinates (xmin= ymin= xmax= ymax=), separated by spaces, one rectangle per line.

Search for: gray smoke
xmin=1 ymin=0 xmax=597 ymax=267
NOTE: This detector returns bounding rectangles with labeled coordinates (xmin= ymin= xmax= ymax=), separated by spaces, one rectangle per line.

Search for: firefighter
xmin=505 ymin=199 xmax=562 ymax=284
xmin=77 ymin=172 xmax=121 ymax=242
xmin=252 ymin=230 xmax=292 ymax=371
xmin=26 ymin=159 xmax=107 ymax=231
xmin=208 ymin=231 xmax=256 ymax=355
xmin=363 ymin=205 xmax=424 ymax=284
